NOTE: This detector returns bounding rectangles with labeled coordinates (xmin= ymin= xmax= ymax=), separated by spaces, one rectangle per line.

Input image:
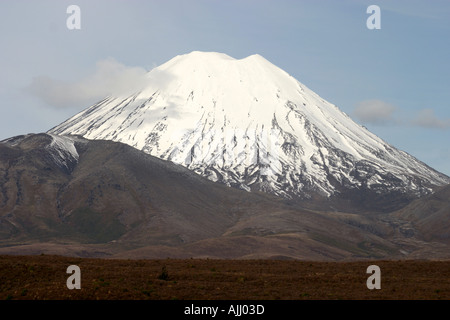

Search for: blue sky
xmin=1 ymin=0 xmax=449 ymax=175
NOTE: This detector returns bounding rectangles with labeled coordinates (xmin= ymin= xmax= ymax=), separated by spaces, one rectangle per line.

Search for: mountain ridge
xmin=1 ymin=133 xmax=449 ymax=260
xmin=48 ymin=51 xmax=450 ymax=212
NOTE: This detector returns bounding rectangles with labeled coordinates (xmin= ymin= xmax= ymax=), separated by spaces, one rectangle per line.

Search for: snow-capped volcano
xmin=48 ymin=51 xmax=450 ymax=207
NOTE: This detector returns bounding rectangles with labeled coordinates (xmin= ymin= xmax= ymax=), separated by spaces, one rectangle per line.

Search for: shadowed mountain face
xmin=0 ymin=133 xmax=449 ymax=260
xmin=393 ymin=184 xmax=450 ymax=244
xmin=0 ymin=133 xmax=250 ymax=245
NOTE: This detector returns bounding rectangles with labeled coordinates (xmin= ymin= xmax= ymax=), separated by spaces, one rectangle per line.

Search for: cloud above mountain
xmin=411 ymin=108 xmax=450 ymax=129
xmin=353 ymin=100 xmax=450 ymax=130
xmin=26 ymin=58 xmax=150 ymax=109
xmin=353 ymin=100 xmax=397 ymax=125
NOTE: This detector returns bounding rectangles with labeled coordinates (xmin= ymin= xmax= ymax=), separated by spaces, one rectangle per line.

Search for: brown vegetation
xmin=0 ymin=254 xmax=449 ymax=300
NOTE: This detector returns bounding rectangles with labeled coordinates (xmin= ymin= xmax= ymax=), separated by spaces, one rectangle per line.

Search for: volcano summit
xmin=49 ymin=51 xmax=450 ymax=211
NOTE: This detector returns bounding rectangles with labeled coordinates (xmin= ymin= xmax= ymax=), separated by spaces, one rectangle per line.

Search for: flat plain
xmin=0 ymin=254 xmax=449 ymax=300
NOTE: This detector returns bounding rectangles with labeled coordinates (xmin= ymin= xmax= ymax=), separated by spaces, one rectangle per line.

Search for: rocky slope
xmin=393 ymin=184 xmax=450 ymax=244
xmin=0 ymin=133 xmax=449 ymax=260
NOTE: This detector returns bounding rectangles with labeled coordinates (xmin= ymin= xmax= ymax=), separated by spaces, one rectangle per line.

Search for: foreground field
xmin=0 ymin=254 xmax=449 ymax=300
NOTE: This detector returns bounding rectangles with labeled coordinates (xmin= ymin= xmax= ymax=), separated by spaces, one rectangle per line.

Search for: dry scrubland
xmin=0 ymin=254 xmax=449 ymax=300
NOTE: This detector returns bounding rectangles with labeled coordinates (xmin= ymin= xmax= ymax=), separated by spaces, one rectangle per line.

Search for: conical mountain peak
xmin=49 ymin=51 xmax=450 ymax=211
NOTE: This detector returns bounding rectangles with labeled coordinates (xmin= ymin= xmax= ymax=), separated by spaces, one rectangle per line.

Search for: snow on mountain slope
xmin=48 ymin=51 xmax=450 ymax=202
xmin=46 ymin=133 xmax=79 ymax=166
xmin=1 ymin=133 xmax=81 ymax=172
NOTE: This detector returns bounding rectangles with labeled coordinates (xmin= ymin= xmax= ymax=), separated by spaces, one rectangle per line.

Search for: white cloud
xmin=26 ymin=58 xmax=151 ymax=109
xmin=353 ymin=100 xmax=397 ymax=125
xmin=354 ymin=100 xmax=450 ymax=130
xmin=411 ymin=108 xmax=450 ymax=129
